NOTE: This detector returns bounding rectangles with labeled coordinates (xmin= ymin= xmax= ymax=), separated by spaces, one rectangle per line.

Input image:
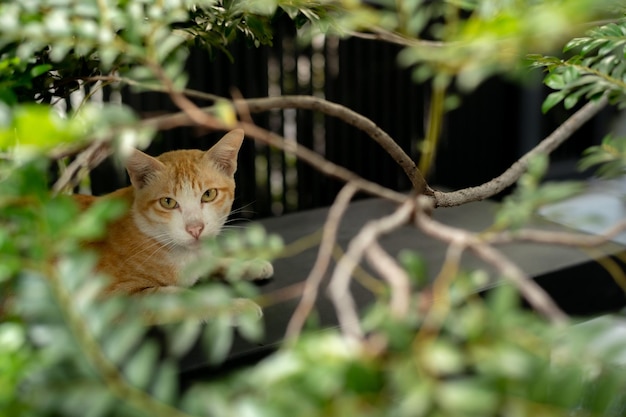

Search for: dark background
xmin=90 ymin=18 xmax=614 ymax=219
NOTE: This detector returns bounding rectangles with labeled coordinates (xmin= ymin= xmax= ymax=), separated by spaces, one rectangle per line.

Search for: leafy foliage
xmin=579 ymin=134 xmax=626 ymax=178
xmin=3 ymin=1 xmax=626 ymax=417
xmin=191 ymin=281 xmax=626 ymax=417
xmin=531 ymin=19 xmax=626 ymax=113
xmin=395 ymin=0 xmax=614 ymax=90
xmin=0 ymin=152 xmax=279 ymax=416
xmin=495 ymin=155 xmax=584 ymax=229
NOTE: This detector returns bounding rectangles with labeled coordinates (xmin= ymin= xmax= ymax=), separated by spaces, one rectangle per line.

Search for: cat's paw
xmin=241 ymin=259 xmax=274 ymax=281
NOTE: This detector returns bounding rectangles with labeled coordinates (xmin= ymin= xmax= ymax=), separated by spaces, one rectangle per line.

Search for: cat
xmin=73 ymin=129 xmax=273 ymax=296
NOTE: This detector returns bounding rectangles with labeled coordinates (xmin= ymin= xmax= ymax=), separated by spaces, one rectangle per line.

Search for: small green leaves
xmin=496 ymin=154 xmax=584 ymax=229
xmin=0 ymin=105 xmax=82 ymax=154
xmin=532 ymin=19 xmax=626 ymax=112
xmin=397 ymin=249 xmax=428 ymax=288
xmin=203 ymin=314 xmax=235 ymax=364
xmin=579 ymin=134 xmax=626 ymax=178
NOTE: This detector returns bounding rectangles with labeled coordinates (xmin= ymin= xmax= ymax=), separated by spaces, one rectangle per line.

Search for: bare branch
xmin=83 ymin=75 xmax=426 ymax=194
xmin=414 ymin=196 xmax=569 ymax=325
xmin=144 ymin=95 xmax=429 ymax=195
xmin=328 ymin=199 xmax=415 ymax=339
xmin=434 ymin=95 xmax=609 ymax=207
xmin=489 ymin=220 xmax=626 ymax=247
xmin=285 ymin=183 xmax=359 ymax=341
xmin=237 ymin=121 xmax=408 ymax=203
xmin=348 ymin=28 xmax=446 ymax=48
xmin=52 ymin=140 xmax=111 ymax=194
xmin=137 ymin=67 xmax=409 ymax=204
xmin=243 ymin=96 xmax=429 ymax=194
xmin=365 ymin=241 xmax=411 ymax=318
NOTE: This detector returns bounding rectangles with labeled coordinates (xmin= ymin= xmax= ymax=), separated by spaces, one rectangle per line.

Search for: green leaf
xmin=235 ymin=305 xmax=264 ymax=342
xmin=124 ymin=341 xmax=159 ymax=390
xmin=67 ymin=197 xmax=127 ymax=241
xmin=544 ymin=73 xmax=565 ymax=89
xmin=167 ymin=320 xmax=202 ymax=357
xmin=398 ymin=250 xmax=428 ymax=288
xmin=29 ymin=64 xmax=52 ymax=77
xmin=152 ymin=359 xmax=178 ymax=404
xmin=563 ymin=94 xmax=579 ymax=109
xmin=542 ymin=91 xmax=566 ymax=113
xmin=203 ymin=314 xmax=234 ymax=364
xmin=437 ymin=379 xmax=499 ymax=415
xmin=102 ymin=320 xmax=147 ymax=364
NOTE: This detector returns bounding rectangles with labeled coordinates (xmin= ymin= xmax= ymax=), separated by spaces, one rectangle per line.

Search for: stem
xmin=45 ymin=264 xmax=192 ymax=417
xmin=419 ymin=84 xmax=446 ymax=176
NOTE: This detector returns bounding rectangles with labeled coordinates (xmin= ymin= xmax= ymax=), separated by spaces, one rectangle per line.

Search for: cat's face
xmin=125 ymin=129 xmax=244 ymax=250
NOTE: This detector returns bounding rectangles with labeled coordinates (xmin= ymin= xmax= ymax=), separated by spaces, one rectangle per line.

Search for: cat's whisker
xmin=123 ymin=237 xmax=171 ymax=266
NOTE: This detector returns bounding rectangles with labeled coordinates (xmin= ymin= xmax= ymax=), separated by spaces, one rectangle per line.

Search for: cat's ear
xmin=125 ymin=149 xmax=165 ymax=189
xmin=205 ymin=129 xmax=244 ymax=176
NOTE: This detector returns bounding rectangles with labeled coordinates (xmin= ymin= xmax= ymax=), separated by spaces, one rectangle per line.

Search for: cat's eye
xmin=159 ymin=197 xmax=178 ymax=209
xmin=201 ymin=188 xmax=218 ymax=203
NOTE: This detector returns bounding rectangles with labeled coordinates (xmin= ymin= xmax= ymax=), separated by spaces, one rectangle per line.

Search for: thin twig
xmin=144 ymin=95 xmax=428 ymax=194
xmin=414 ymin=240 xmax=465 ymax=343
xmin=365 ymin=241 xmax=411 ymax=318
xmin=238 ymin=120 xmax=408 ymax=203
xmin=489 ymin=219 xmax=626 ymax=247
xmin=414 ymin=196 xmax=568 ymax=325
xmin=348 ymin=28 xmax=446 ymax=48
xmin=241 ymin=97 xmax=430 ymax=195
xmin=52 ymin=140 xmax=111 ymax=194
xmin=327 ymin=199 xmax=416 ymax=339
xmin=434 ymin=95 xmax=609 ymax=207
xmin=285 ymin=183 xmax=359 ymax=341
xmin=79 ymin=75 xmax=428 ymax=194
xmin=46 ymin=264 xmax=192 ymax=417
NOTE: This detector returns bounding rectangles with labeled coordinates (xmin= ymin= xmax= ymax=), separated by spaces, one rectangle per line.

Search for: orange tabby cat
xmin=74 ymin=129 xmax=273 ymax=295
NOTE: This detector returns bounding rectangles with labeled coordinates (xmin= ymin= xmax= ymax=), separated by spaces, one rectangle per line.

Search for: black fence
xmin=89 ymin=19 xmax=613 ymax=219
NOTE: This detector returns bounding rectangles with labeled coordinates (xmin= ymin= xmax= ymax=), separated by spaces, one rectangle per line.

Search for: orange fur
xmin=76 ymin=129 xmax=247 ymax=295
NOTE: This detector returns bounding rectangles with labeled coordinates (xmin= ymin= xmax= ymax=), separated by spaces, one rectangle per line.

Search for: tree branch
xmin=365 ymin=241 xmax=411 ymax=318
xmin=414 ymin=196 xmax=569 ymax=325
xmin=489 ymin=220 xmax=626 ymax=247
xmin=327 ymin=199 xmax=415 ymax=339
xmin=285 ymin=183 xmax=359 ymax=341
xmin=52 ymin=140 xmax=111 ymax=194
xmin=433 ymin=95 xmax=608 ymax=207
xmin=80 ymin=76 xmax=428 ymax=194
xmin=241 ymin=96 xmax=430 ymax=195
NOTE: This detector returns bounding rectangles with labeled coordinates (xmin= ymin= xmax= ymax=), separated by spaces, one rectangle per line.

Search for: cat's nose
xmin=186 ymin=223 xmax=204 ymax=239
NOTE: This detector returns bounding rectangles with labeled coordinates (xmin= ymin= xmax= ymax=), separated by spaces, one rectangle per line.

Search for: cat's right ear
xmin=125 ymin=149 xmax=165 ymax=189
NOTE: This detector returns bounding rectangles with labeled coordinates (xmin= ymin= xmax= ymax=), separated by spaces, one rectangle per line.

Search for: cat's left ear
xmin=205 ymin=129 xmax=245 ymax=176
xmin=125 ymin=149 xmax=166 ymax=189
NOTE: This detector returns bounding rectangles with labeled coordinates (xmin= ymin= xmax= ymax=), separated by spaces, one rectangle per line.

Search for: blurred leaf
xmin=398 ymin=250 xmax=428 ymax=288
xmin=579 ymin=134 xmax=626 ymax=178
xmin=166 ymin=320 xmax=202 ymax=357
xmin=420 ymin=339 xmax=466 ymax=377
xmin=101 ymin=320 xmax=147 ymax=364
xmin=436 ymin=379 xmax=499 ymax=415
xmin=203 ymin=314 xmax=234 ymax=364
xmin=0 ymin=105 xmax=82 ymax=153
xmin=344 ymin=361 xmax=383 ymax=394
xmin=66 ymin=197 xmax=128 ymax=241
xmin=235 ymin=302 xmax=264 ymax=342
xmin=124 ymin=340 xmax=159 ymax=390
xmin=152 ymin=359 xmax=178 ymax=405
xmin=495 ymin=155 xmax=583 ymax=229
